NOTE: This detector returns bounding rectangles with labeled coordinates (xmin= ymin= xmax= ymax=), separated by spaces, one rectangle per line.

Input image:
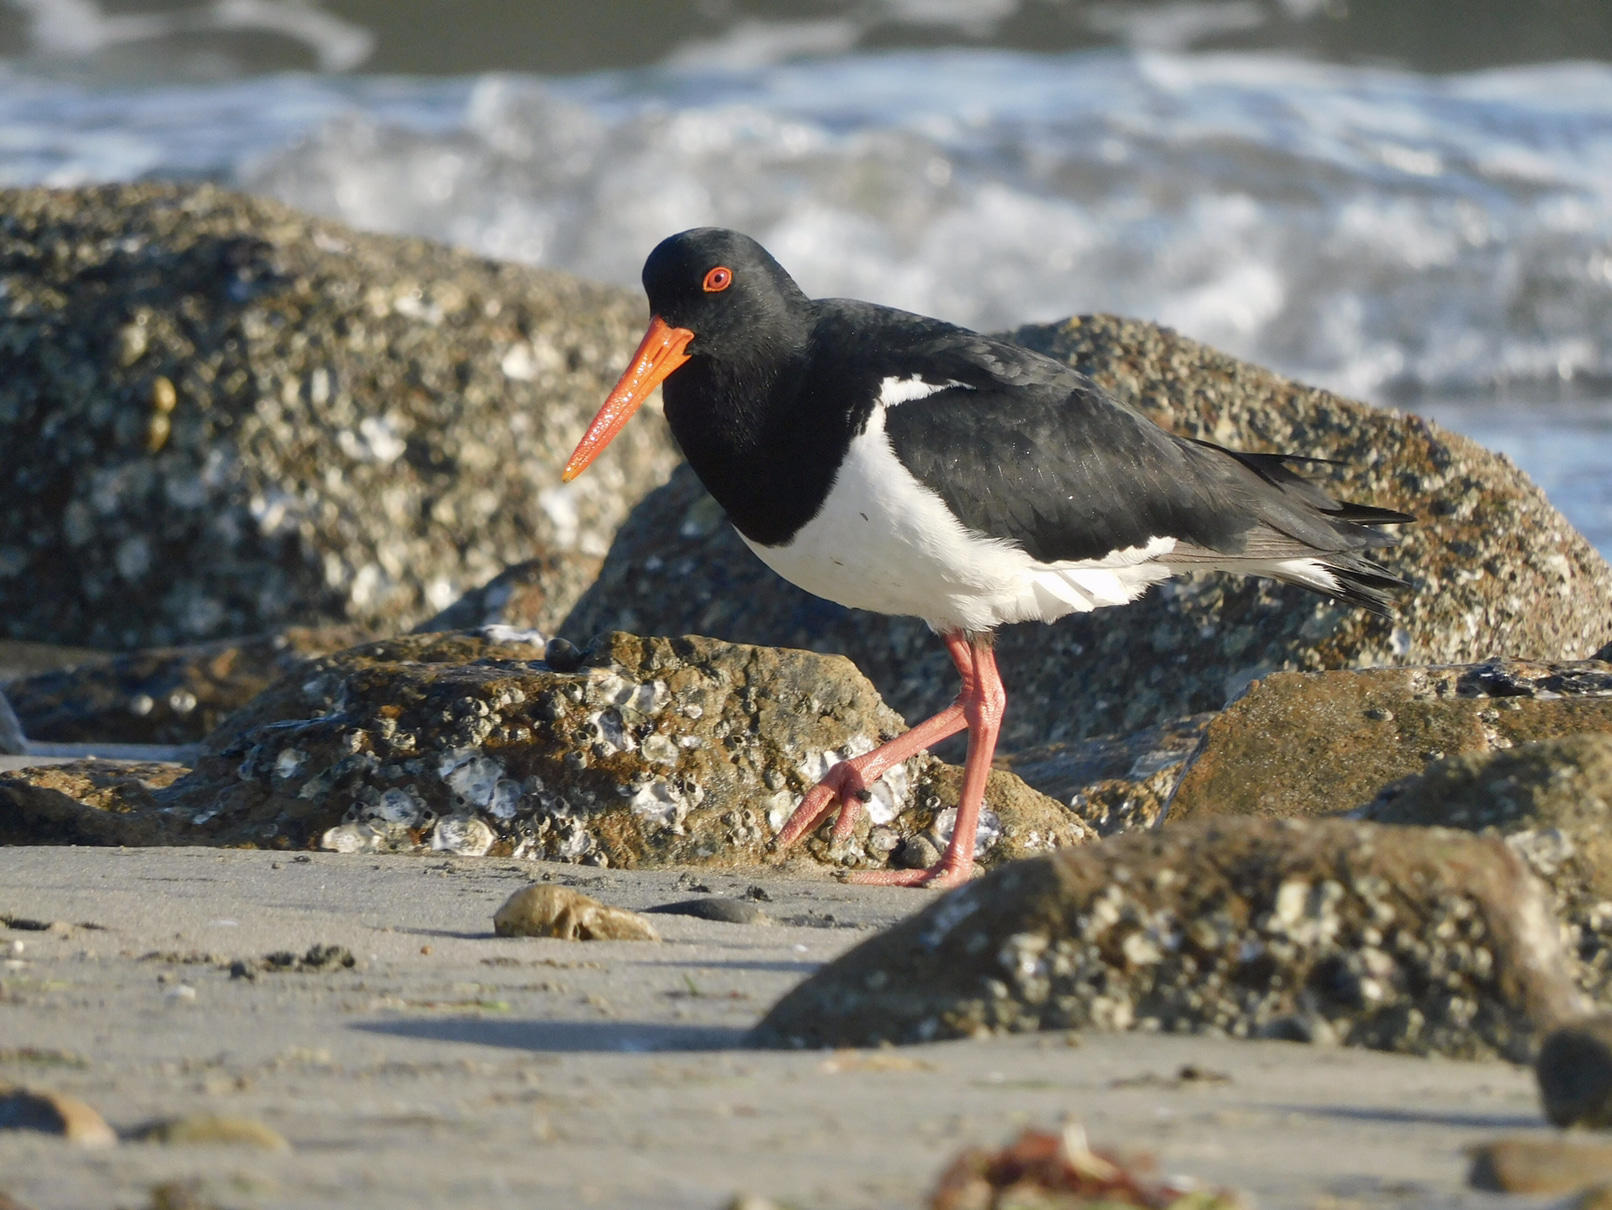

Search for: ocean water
xmin=1 ymin=1 xmax=1609 ymax=559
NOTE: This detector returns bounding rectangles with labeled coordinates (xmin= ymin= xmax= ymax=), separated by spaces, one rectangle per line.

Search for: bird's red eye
xmin=703 ymin=266 xmax=733 ymax=293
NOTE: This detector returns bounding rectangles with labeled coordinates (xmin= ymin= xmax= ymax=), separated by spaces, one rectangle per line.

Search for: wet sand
xmin=0 ymin=844 xmax=1557 ymax=1209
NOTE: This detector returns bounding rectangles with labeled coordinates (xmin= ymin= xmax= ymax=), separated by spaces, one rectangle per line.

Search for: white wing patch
xmin=877 ymin=375 xmax=972 ymax=407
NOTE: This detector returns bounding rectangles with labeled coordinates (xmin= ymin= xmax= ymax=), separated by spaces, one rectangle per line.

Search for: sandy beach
xmin=0 ymin=841 xmax=1551 ymax=1210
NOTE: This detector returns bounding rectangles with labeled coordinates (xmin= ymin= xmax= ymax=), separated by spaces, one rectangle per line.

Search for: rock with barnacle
xmin=36 ymin=629 xmax=1082 ymax=870
xmin=751 ymin=816 xmax=1584 ymax=1059
xmin=0 ymin=181 xmax=674 ymax=651
xmin=1167 ymin=658 xmax=1612 ymax=825
xmin=1358 ymin=731 xmax=1612 ymax=1005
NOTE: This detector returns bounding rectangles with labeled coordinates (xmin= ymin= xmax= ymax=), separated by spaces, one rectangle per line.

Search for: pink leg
xmin=775 ymin=632 xmax=1006 ymax=889
xmin=849 ymin=637 xmax=1005 ymax=888
xmin=776 ymin=632 xmax=975 ymax=849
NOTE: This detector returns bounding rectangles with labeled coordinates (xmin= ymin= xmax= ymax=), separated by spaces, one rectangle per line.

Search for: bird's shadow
xmin=351 ymin=1017 xmax=751 ymax=1053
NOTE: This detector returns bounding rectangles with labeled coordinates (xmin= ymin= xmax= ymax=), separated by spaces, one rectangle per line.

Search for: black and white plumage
xmin=564 ymin=227 xmax=1411 ymax=887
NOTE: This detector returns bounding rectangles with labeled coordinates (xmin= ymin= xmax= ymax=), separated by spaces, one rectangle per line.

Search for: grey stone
xmin=997 ymin=713 xmax=1215 ymax=836
xmin=646 ymin=898 xmax=772 ymax=925
xmin=1536 ymin=1015 xmax=1612 ymax=1129
xmin=5 ymin=625 xmax=370 ymax=745
xmin=413 ymin=551 xmax=605 ymax=637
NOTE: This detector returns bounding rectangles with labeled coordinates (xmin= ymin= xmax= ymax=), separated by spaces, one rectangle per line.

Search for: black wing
xmin=879 ymin=333 xmax=1411 ymax=611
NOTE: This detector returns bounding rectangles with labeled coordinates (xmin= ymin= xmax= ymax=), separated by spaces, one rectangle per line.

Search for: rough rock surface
xmin=0 ymin=182 xmax=676 ymax=649
xmin=493 ymin=884 xmax=661 ymax=941
xmin=751 ymin=817 xmax=1584 ymax=1060
xmin=413 ymin=552 xmax=605 ymax=637
xmin=1169 ymin=658 xmax=1612 ymax=822
xmin=996 ymin=714 xmax=1215 ymax=837
xmin=5 ymin=626 xmax=369 ymax=745
xmin=0 ymin=760 xmax=188 ymax=846
xmin=562 ymin=315 xmax=1612 ymax=750
xmin=1359 ymin=732 xmax=1612 ymax=1003
xmin=193 ymin=628 xmax=550 ymax=758
xmin=1536 ymin=1015 xmax=1612 ymax=1129
xmin=134 ymin=630 xmax=1085 ymax=868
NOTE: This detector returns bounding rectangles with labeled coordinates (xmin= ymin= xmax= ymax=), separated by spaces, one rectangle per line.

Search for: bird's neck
xmin=663 ymin=337 xmax=859 ymax=547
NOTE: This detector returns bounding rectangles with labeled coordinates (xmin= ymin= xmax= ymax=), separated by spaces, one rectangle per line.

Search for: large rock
xmin=1359 ymin=732 xmax=1612 ymax=1004
xmin=562 ymin=315 xmax=1612 ymax=750
xmin=114 ymin=630 xmax=1086 ymax=868
xmin=752 ymin=817 xmax=1585 ymax=1060
xmin=1168 ymin=658 xmax=1612 ymax=822
xmin=0 ymin=182 xmax=677 ymax=650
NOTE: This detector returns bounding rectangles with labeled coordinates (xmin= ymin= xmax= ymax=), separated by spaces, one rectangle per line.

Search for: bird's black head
xmin=562 ymin=227 xmax=811 ymax=483
xmin=642 ymin=227 xmax=811 ymax=363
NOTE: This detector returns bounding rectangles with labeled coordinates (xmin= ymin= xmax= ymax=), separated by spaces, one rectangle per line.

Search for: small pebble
xmin=1470 ymin=1137 xmax=1612 ymax=1193
xmin=544 ymin=637 xmax=585 ymax=673
xmin=1538 ymin=1016 xmax=1612 ymax=1127
xmin=0 ymin=1088 xmax=117 ymax=1147
xmin=164 ymin=984 xmax=197 ymax=1003
xmin=646 ymin=898 xmax=772 ymax=926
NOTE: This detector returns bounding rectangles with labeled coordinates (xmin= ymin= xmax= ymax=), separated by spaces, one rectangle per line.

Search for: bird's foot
xmin=775 ymin=759 xmax=874 ymax=849
xmin=845 ymin=859 xmax=977 ymax=889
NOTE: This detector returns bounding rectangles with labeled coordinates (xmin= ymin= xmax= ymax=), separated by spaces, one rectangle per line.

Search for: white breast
xmin=739 ymin=399 xmax=1180 ymax=635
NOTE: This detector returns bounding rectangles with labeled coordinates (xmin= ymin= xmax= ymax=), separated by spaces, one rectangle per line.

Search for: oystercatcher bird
xmin=563 ymin=228 xmax=1410 ymax=888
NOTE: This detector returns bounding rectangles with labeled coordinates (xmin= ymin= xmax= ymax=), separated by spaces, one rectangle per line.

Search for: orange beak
xmin=562 ymin=316 xmax=695 ymax=482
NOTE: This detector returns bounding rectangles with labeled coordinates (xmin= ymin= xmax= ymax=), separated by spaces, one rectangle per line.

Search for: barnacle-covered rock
xmin=137 ymin=630 xmax=1088 ymax=869
xmin=1168 ymin=657 xmax=1612 ymax=822
xmin=1359 ymin=731 xmax=1612 ymax=1004
xmin=0 ymin=182 xmax=673 ymax=649
xmin=752 ymin=817 xmax=1584 ymax=1060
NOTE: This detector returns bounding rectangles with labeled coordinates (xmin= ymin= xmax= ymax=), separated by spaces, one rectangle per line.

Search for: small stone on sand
xmin=1469 ymin=1137 xmax=1612 ymax=1193
xmin=0 ymin=1086 xmax=117 ymax=1146
xmin=647 ymin=898 xmax=772 ymax=925
xmin=1539 ymin=1016 xmax=1612 ymax=1127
